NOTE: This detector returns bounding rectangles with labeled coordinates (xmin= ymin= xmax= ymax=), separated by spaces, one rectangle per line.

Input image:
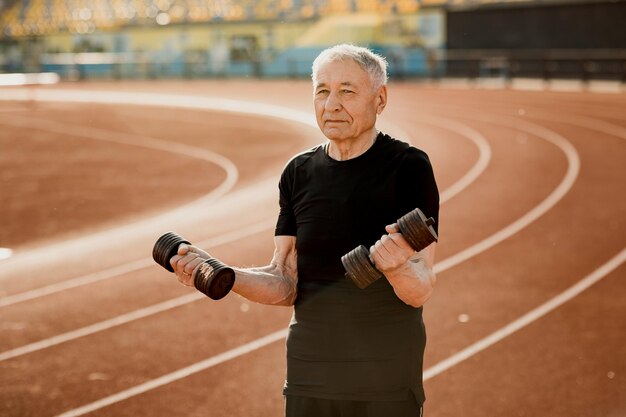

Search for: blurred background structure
xmin=1 ymin=0 xmax=625 ymax=82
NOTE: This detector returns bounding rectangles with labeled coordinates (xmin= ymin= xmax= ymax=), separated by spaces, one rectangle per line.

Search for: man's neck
xmin=327 ymin=130 xmax=378 ymax=161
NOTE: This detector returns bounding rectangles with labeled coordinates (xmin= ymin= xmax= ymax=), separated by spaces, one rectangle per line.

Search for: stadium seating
xmin=1 ymin=0 xmax=520 ymax=38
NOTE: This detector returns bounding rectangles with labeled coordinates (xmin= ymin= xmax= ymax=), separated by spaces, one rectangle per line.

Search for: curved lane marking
xmin=424 ymin=247 xmax=626 ymax=380
xmin=380 ymin=115 xmax=492 ymax=204
xmin=529 ymin=111 xmax=626 ymax=141
xmin=0 ymin=114 xmax=239 ymax=206
xmin=414 ymin=116 xmax=492 ymax=204
xmin=53 ymin=329 xmax=289 ymax=417
xmin=434 ymin=113 xmax=580 ymax=273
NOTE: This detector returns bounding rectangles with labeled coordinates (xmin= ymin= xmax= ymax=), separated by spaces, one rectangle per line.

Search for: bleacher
xmin=0 ymin=0 xmax=555 ymax=38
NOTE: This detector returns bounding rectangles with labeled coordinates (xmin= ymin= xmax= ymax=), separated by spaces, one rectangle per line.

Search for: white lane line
xmin=434 ymin=114 xmax=580 ymax=274
xmin=424 ymin=247 xmax=626 ymax=380
xmin=0 ymin=115 xmax=240 ymax=187
xmin=529 ymin=111 xmax=626 ymax=141
xmin=0 ymin=88 xmax=317 ymax=127
xmin=380 ymin=114 xmax=491 ymax=204
xmin=414 ymin=116 xmax=491 ymax=204
xmin=52 ymin=248 xmax=625 ymax=417
xmin=52 ymin=329 xmax=289 ymax=417
xmin=0 ymin=293 xmax=204 ymax=362
xmin=0 ymin=218 xmax=276 ymax=308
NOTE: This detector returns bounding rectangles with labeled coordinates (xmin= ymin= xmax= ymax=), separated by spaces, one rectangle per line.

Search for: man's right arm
xmin=231 ymin=235 xmax=298 ymax=306
xmin=171 ymin=235 xmax=298 ymax=307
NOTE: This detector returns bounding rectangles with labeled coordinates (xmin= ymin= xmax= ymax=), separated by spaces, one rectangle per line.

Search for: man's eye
xmin=316 ymin=90 xmax=329 ymax=95
xmin=342 ymin=89 xmax=354 ymax=94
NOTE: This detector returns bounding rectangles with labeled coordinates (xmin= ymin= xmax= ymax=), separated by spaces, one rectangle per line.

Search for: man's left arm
xmin=370 ymin=223 xmax=436 ymax=308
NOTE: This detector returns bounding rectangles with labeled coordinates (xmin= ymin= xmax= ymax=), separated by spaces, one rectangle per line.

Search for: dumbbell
xmin=341 ymin=208 xmax=438 ymax=289
xmin=152 ymin=231 xmax=235 ymax=300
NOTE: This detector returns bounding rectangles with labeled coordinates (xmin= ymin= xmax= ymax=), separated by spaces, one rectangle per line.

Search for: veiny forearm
xmin=232 ymin=263 xmax=297 ymax=306
xmin=385 ymin=258 xmax=436 ymax=308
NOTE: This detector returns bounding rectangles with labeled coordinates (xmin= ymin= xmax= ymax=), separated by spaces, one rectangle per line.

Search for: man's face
xmin=313 ymin=59 xmax=386 ymax=143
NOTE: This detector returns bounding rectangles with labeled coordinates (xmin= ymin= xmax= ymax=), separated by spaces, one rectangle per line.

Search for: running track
xmin=0 ymin=81 xmax=624 ymax=417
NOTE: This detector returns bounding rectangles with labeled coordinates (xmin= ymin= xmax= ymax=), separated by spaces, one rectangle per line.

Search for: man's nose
xmin=324 ymin=91 xmax=342 ymax=112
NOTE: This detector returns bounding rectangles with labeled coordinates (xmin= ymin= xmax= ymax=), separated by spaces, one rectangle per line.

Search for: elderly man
xmin=171 ymin=44 xmax=439 ymax=417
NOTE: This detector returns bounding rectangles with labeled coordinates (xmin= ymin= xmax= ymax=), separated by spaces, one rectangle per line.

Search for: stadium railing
xmin=13 ymin=47 xmax=623 ymax=83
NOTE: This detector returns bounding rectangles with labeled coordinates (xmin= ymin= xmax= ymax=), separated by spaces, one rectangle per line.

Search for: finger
xmin=369 ymin=244 xmax=381 ymax=267
xmin=177 ymin=253 xmax=201 ymax=272
xmin=385 ymin=223 xmax=399 ymax=234
xmin=184 ymin=257 xmax=205 ymax=276
xmin=178 ymin=257 xmax=203 ymax=286
xmin=177 ymin=243 xmax=190 ymax=256
xmin=373 ymin=236 xmax=412 ymax=271
xmin=380 ymin=234 xmax=407 ymax=256
xmin=370 ymin=240 xmax=392 ymax=267
xmin=376 ymin=238 xmax=394 ymax=257
xmin=169 ymin=254 xmax=183 ymax=271
xmin=386 ymin=232 xmax=413 ymax=252
xmin=187 ymin=245 xmax=210 ymax=259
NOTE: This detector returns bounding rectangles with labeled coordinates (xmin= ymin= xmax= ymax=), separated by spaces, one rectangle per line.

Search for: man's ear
xmin=376 ymin=86 xmax=388 ymax=115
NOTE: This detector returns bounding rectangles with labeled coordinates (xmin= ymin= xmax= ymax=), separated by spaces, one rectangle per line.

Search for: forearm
xmin=232 ymin=264 xmax=297 ymax=306
xmin=384 ymin=250 xmax=436 ymax=308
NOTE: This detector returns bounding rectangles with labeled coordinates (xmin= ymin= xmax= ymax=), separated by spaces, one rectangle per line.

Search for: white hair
xmin=311 ymin=44 xmax=388 ymax=90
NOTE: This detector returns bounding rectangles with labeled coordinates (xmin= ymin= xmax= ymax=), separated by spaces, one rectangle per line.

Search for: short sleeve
xmin=275 ymin=161 xmax=297 ymax=236
xmin=398 ymin=148 xmax=440 ymax=235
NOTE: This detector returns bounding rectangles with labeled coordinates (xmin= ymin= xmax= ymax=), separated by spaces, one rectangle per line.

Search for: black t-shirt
xmin=275 ymin=132 xmax=439 ymax=402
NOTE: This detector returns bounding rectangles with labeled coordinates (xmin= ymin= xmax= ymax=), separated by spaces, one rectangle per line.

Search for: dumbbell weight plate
xmin=194 ymin=258 xmax=236 ymax=300
xmin=341 ymin=245 xmax=382 ymax=289
xmin=152 ymin=231 xmax=191 ymax=272
xmin=396 ymin=208 xmax=438 ymax=252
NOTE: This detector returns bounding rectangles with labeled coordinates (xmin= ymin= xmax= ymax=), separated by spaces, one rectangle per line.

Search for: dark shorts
xmin=285 ymin=395 xmax=423 ymax=417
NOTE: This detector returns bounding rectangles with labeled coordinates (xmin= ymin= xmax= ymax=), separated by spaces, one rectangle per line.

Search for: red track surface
xmin=0 ymin=80 xmax=624 ymax=417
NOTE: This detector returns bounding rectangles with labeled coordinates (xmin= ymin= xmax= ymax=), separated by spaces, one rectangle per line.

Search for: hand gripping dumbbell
xmin=341 ymin=208 xmax=438 ymax=289
xmin=152 ymin=231 xmax=235 ymax=300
